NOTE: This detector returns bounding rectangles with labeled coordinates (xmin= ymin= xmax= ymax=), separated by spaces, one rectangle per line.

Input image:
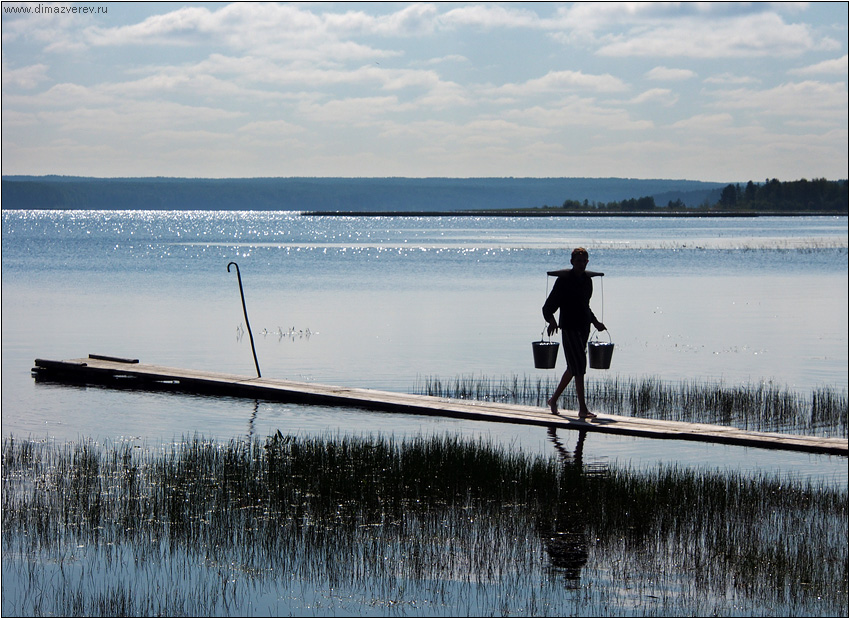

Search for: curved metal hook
xmin=227 ymin=261 xmax=261 ymax=378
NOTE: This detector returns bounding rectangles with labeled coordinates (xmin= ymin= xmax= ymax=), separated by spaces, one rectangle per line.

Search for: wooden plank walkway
xmin=32 ymin=355 xmax=848 ymax=456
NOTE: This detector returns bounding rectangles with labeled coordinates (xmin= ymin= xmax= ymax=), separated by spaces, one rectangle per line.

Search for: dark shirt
xmin=542 ymin=270 xmax=598 ymax=330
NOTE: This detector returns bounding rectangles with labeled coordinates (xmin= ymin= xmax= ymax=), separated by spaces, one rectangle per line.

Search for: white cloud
xmin=789 ymin=54 xmax=849 ymax=76
xmin=366 ymin=3 xmax=440 ymax=36
xmin=101 ymin=72 xmax=258 ymax=103
xmin=3 ymin=96 xmax=244 ymax=157
xmin=375 ymin=117 xmax=548 ymax=147
xmin=549 ymin=2 xmax=680 ymax=35
xmin=671 ymin=113 xmax=735 ymax=131
xmin=645 ymin=67 xmax=696 ymax=81
xmin=1 ymin=63 xmax=50 ymax=89
xmin=439 ymin=4 xmax=540 ymax=29
xmin=507 ymin=98 xmax=653 ymax=132
xmin=297 ymin=96 xmax=415 ymax=124
xmin=85 ymin=6 xmax=213 ymax=46
xmin=597 ymin=13 xmax=833 ymax=59
xmin=0 ymin=108 xmax=40 ymax=128
xmin=84 ymin=3 xmax=396 ymax=63
xmin=237 ymin=120 xmax=304 ymax=137
xmin=416 ymin=81 xmax=473 ymax=109
xmin=5 ymin=82 xmax=113 ymax=108
xmin=140 ymin=129 xmax=233 ymax=147
xmin=425 ymin=54 xmax=469 ymax=66
xmin=630 ymin=88 xmax=677 ymax=106
xmin=703 ymin=73 xmax=760 ymax=85
xmin=710 ymin=80 xmax=848 ymax=119
xmin=492 ymin=70 xmax=629 ymax=97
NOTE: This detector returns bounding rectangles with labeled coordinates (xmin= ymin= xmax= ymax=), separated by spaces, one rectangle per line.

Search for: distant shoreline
xmin=303 ymin=209 xmax=847 ymax=218
xmin=4 ymin=176 xmax=845 ymax=213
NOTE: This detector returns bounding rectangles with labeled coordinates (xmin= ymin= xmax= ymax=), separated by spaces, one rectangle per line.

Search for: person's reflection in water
xmin=548 ymin=426 xmax=585 ymax=466
xmin=541 ymin=428 xmax=589 ymax=588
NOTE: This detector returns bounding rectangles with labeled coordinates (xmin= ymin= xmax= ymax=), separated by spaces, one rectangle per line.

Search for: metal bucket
xmin=532 ymin=340 xmax=559 ymax=369
xmin=588 ymin=331 xmax=614 ymax=369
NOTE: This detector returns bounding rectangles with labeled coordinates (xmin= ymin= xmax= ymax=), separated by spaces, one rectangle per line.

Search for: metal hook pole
xmin=227 ymin=261 xmax=261 ymax=378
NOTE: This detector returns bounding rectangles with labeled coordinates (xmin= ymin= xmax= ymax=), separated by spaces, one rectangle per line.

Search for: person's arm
xmin=585 ymin=306 xmax=605 ymax=331
xmin=542 ymin=280 xmax=561 ymax=335
xmin=588 ymin=280 xmax=606 ymax=331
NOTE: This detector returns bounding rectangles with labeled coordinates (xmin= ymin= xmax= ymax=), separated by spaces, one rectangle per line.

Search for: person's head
xmin=570 ymin=247 xmax=589 ymax=269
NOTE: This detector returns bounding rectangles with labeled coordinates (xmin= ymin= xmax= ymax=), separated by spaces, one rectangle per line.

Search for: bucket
xmin=588 ymin=330 xmax=614 ymax=369
xmin=532 ymin=340 xmax=560 ymax=369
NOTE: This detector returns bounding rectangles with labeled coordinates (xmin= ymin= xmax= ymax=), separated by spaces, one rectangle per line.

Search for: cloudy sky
xmin=1 ymin=2 xmax=847 ymax=181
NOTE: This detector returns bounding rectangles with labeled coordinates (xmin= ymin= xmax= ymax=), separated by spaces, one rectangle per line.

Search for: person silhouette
xmin=542 ymin=247 xmax=606 ymax=418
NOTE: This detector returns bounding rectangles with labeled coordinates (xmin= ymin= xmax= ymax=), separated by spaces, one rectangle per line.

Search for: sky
xmin=1 ymin=1 xmax=847 ymax=181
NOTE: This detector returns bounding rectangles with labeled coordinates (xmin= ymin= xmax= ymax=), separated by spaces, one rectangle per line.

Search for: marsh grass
xmin=2 ymin=434 xmax=847 ymax=617
xmin=413 ymin=374 xmax=848 ymax=438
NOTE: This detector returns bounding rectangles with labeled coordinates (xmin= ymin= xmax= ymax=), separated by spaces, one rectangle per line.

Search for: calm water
xmin=2 ymin=211 xmax=847 ymax=485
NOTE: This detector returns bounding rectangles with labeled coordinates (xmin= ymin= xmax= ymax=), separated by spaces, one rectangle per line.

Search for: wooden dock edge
xmin=31 ymin=356 xmax=849 ymax=457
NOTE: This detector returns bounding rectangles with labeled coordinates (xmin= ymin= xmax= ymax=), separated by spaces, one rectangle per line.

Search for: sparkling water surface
xmin=2 ymin=211 xmax=847 ymax=486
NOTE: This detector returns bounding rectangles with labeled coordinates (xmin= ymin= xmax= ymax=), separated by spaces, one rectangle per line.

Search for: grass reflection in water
xmin=2 ymin=433 xmax=847 ymax=617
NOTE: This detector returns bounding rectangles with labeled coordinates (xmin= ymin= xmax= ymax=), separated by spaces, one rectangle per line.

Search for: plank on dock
xmin=31 ymin=356 xmax=848 ymax=456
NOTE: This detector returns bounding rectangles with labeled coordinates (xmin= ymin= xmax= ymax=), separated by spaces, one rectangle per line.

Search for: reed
xmin=2 ymin=434 xmax=846 ymax=616
xmin=413 ymin=373 xmax=848 ymax=437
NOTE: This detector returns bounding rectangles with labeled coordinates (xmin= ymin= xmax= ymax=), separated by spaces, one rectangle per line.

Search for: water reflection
xmin=541 ymin=428 xmax=593 ymax=587
xmin=548 ymin=426 xmax=586 ymax=467
xmin=247 ymin=400 xmax=259 ymax=439
xmin=2 ymin=212 xmax=845 ymax=488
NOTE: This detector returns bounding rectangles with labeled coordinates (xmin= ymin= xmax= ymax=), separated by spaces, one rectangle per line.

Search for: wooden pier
xmin=32 ymin=355 xmax=848 ymax=456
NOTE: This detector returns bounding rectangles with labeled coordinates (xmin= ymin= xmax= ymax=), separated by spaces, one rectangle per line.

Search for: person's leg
xmin=551 ymin=327 xmax=587 ymax=415
xmin=548 ymin=369 xmax=573 ymax=415
xmin=575 ymin=374 xmax=596 ymax=418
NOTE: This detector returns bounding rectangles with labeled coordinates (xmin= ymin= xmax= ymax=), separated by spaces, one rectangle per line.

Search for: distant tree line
xmin=715 ymin=178 xmax=848 ymax=212
xmin=562 ymin=195 xmax=660 ymax=211
xmin=555 ymin=178 xmax=848 ymax=213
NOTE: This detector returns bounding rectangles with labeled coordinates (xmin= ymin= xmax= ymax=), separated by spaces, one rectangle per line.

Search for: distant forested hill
xmin=0 ymin=176 xmax=725 ymax=212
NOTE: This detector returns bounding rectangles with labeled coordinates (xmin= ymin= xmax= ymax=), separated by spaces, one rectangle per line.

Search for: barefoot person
xmin=542 ymin=247 xmax=606 ymax=418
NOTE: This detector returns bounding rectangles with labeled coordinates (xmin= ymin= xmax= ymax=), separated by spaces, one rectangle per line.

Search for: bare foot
xmin=547 ymin=398 xmax=560 ymax=416
xmin=578 ymin=410 xmax=597 ymax=419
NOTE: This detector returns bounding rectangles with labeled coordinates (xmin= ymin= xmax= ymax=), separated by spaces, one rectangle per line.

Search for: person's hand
xmin=547 ymin=323 xmax=559 ymax=336
xmin=594 ymin=321 xmax=607 ymax=331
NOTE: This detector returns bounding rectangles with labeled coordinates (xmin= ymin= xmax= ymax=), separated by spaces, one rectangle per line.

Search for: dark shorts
xmin=562 ymin=327 xmax=590 ymax=376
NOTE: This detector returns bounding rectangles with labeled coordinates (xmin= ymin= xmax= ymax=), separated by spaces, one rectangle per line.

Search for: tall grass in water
xmin=2 ymin=435 xmax=847 ymax=617
xmin=414 ymin=374 xmax=848 ymax=437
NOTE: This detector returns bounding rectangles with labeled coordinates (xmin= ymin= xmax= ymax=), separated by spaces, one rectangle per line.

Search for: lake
xmin=1 ymin=211 xmax=847 ymax=485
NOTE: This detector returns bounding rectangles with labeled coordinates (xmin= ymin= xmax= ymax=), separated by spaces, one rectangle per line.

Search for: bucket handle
xmin=590 ymin=328 xmax=612 ymax=343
